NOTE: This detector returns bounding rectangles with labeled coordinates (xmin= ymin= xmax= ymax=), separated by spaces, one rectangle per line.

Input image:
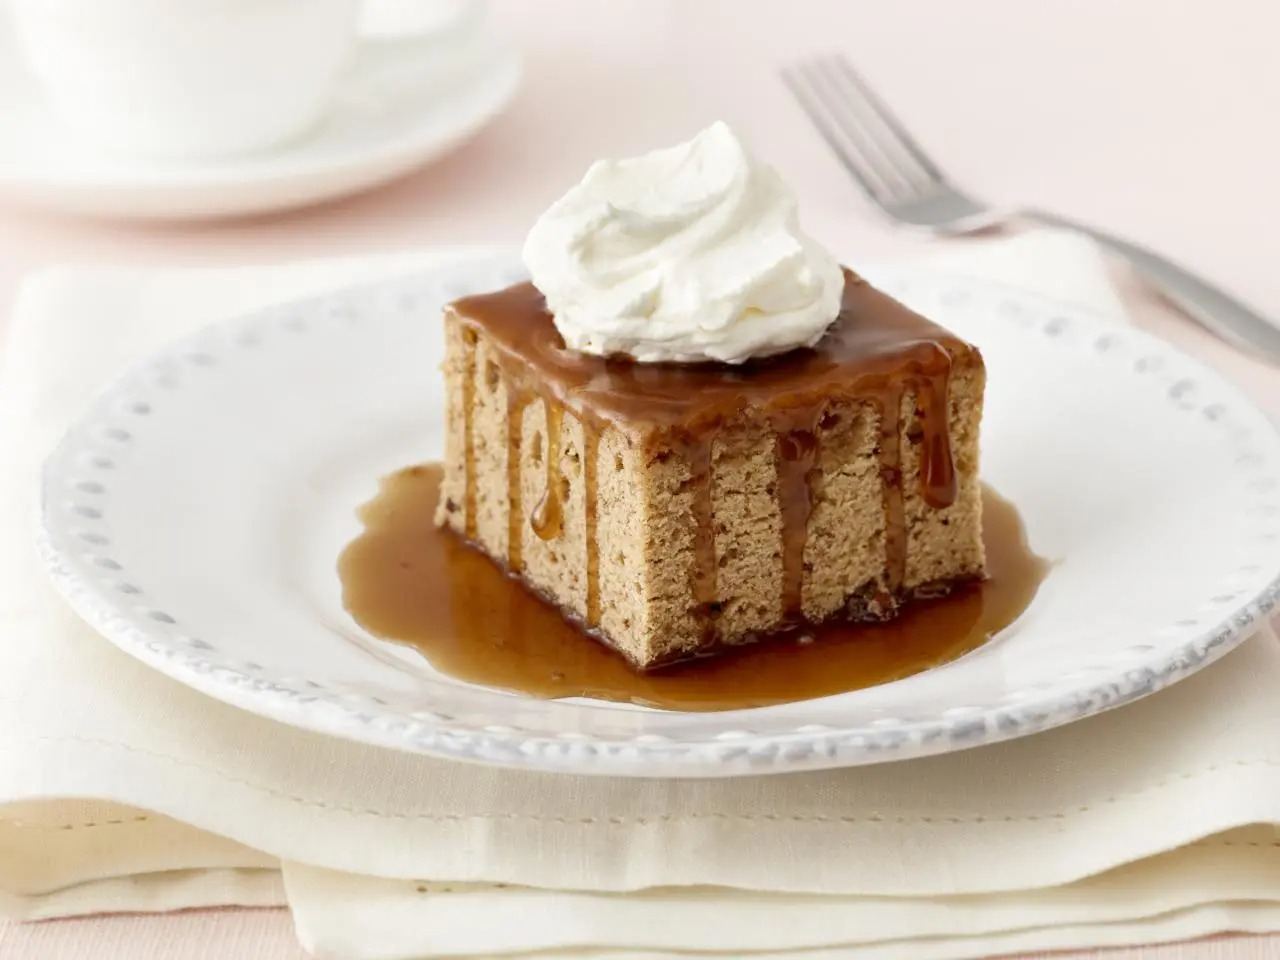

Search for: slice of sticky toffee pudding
xmin=436 ymin=271 xmax=985 ymax=670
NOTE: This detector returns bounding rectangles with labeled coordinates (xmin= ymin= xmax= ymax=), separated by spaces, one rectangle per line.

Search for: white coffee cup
xmin=7 ymin=0 xmax=479 ymax=161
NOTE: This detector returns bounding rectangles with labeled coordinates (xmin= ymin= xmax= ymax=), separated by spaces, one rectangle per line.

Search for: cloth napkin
xmin=4 ymin=232 xmax=1280 ymax=960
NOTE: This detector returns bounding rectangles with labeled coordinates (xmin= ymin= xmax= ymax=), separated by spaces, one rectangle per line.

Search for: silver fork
xmin=782 ymin=54 xmax=1280 ymax=365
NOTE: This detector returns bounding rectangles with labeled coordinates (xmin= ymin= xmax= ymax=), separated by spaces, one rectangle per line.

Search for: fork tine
xmin=829 ymin=56 xmax=946 ymax=185
xmin=781 ymin=63 xmax=898 ymax=204
xmin=799 ymin=57 xmax=921 ymax=200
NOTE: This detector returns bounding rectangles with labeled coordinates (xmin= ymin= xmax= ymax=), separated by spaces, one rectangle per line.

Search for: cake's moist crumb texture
xmin=436 ymin=271 xmax=986 ymax=670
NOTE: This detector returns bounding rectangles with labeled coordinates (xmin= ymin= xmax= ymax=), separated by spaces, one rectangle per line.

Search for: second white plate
xmin=0 ymin=21 xmax=520 ymax=220
xmin=36 ymin=255 xmax=1280 ymax=776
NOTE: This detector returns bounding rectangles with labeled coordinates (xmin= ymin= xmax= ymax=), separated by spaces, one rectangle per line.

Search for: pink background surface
xmin=2 ymin=1 xmax=1278 ymax=957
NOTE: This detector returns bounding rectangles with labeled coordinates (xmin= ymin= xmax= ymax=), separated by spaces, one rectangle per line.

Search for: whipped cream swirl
xmin=522 ymin=121 xmax=844 ymax=364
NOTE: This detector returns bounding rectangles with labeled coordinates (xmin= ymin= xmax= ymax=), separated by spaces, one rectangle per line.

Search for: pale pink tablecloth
xmin=2 ymin=0 xmax=1278 ymax=957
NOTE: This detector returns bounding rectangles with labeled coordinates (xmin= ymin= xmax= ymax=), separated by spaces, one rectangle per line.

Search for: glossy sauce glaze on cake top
xmin=448 ymin=270 xmax=979 ymax=640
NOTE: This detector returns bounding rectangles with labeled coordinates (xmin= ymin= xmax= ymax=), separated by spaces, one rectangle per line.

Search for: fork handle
xmin=1023 ymin=208 xmax=1280 ymax=366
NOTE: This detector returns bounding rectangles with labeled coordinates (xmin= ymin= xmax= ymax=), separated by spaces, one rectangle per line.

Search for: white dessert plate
xmin=0 ymin=18 xmax=520 ymax=220
xmin=36 ymin=254 xmax=1280 ymax=777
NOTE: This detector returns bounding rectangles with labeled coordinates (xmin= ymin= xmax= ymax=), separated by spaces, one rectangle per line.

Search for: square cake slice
xmin=436 ymin=270 xmax=985 ymax=670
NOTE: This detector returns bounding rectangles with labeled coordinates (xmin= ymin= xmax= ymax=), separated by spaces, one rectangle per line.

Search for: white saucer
xmin=36 ymin=255 xmax=1280 ymax=777
xmin=0 ymin=20 xmax=520 ymax=220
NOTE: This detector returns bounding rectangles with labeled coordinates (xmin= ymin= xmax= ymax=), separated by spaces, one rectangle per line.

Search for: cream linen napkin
xmin=5 ymin=233 xmax=1280 ymax=959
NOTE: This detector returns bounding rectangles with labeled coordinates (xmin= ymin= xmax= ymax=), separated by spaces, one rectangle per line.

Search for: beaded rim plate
xmin=36 ymin=254 xmax=1280 ymax=777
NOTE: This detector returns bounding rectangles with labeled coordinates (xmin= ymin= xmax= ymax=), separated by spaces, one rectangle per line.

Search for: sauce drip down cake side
xmin=435 ymin=271 xmax=986 ymax=670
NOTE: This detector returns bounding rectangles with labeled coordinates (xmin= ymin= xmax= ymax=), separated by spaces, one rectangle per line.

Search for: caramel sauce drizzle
xmin=461 ymin=330 xmax=478 ymax=540
xmin=919 ymin=371 xmax=958 ymax=508
xmin=878 ymin=385 xmax=907 ymax=593
xmin=531 ymin=404 xmax=564 ymax=541
xmin=504 ymin=391 xmax=530 ymax=571
xmin=583 ymin=430 xmax=601 ymax=626
xmin=451 ymin=271 xmax=974 ymax=644
xmin=775 ymin=423 xmax=820 ymax=618
xmin=498 ymin=381 xmax=597 ymax=623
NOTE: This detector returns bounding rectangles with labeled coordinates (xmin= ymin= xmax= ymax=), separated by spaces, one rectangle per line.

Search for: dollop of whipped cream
xmin=522 ymin=121 xmax=844 ymax=364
